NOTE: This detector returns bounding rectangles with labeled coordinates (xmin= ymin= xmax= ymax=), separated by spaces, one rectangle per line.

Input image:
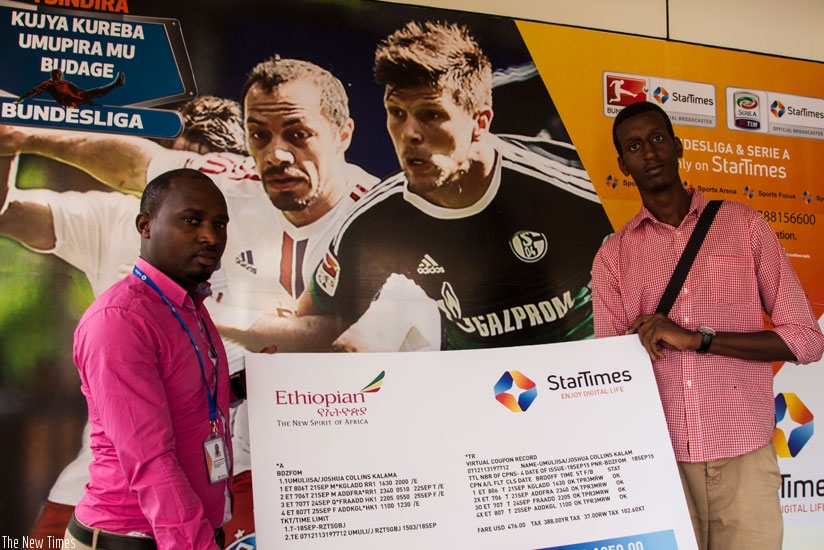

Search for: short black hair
xmin=140 ymin=168 xmax=215 ymax=217
xmin=612 ymin=101 xmax=675 ymax=155
xmin=241 ymin=55 xmax=349 ymax=127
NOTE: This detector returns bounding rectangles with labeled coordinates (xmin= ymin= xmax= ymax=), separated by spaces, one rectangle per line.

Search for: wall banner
xmin=0 ymin=0 xmax=822 ymax=548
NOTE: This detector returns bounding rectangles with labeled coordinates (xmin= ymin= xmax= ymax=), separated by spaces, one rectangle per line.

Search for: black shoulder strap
xmin=656 ymin=200 xmax=723 ymax=316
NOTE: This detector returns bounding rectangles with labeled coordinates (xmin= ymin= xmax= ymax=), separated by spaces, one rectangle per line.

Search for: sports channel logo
xmin=605 ymin=175 xmax=619 ymax=189
xmin=494 ymin=370 xmax=537 ymax=412
xmin=770 ymin=99 xmax=786 ymax=118
xmin=653 ymin=86 xmax=669 ymax=104
xmin=774 ymin=392 xmax=814 ymax=458
xmin=605 ymin=75 xmax=647 ymax=107
xmin=733 ymin=92 xmax=761 ymax=130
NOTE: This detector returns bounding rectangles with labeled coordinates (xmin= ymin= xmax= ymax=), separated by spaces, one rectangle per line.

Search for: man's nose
xmin=401 ymin=118 xmax=423 ymax=144
xmin=264 ymin=139 xmax=296 ymax=166
xmin=641 ymin=141 xmax=657 ymax=158
xmin=198 ymin=223 xmax=220 ymax=245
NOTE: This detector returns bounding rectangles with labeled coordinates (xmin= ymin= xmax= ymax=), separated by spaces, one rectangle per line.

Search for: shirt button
xmin=684 ymin=316 xmax=690 ymax=323
xmin=686 ymin=380 xmax=693 ymax=388
xmin=683 ymin=288 xmax=689 ymax=295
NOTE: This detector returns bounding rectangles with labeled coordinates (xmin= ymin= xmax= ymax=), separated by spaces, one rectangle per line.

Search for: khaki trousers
xmin=678 ymin=442 xmax=783 ymax=550
xmin=64 ymin=527 xmax=95 ymax=549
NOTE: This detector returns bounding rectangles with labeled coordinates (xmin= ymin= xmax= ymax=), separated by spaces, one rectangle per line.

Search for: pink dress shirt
xmin=593 ymin=189 xmax=823 ymax=462
xmin=73 ymin=257 xmax=231 ymax=548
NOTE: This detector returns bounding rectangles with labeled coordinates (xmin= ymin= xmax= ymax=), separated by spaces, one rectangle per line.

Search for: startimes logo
xmin=494 ymin=371 xmax=537 ymax=412
xmin=771 ymin=100 xmax=786 ymax=118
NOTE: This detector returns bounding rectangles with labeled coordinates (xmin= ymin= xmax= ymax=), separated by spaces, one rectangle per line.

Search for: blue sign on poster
xmin=0 ymin=0 xmax=196 ymax=137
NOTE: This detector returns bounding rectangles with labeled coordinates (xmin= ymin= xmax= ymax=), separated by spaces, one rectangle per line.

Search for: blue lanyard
xmin=133 ymin=266 xmax=219 ymax=430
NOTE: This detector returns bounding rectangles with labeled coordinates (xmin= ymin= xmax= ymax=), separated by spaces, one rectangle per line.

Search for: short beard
xmin=269 ymin=185 xmax=321 ymax=212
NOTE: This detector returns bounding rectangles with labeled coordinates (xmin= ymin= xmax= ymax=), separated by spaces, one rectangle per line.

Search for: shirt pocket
xmin=708 ymin=255 xmax=758 ymax=306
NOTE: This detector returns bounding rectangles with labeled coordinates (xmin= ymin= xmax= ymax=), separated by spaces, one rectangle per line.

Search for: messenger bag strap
xmin=655 ymin=200 xmax=723 ymax=316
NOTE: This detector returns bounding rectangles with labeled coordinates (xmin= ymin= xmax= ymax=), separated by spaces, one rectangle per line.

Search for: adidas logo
xmin=417 ymin=254 xmax=445 ymax=275
xmin=235 ymin=250 xmax=257 ymax=274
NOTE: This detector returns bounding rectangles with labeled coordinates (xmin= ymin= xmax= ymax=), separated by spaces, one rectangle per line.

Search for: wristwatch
xmin=697 ymin=326 xmax=716 ymax=354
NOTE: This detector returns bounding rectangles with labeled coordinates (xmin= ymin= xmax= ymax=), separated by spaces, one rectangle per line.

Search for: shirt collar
xmin=628 ymin=187 xmax=709 ymax=231
xmin=134 ymin=257 xmax=210 ymax=308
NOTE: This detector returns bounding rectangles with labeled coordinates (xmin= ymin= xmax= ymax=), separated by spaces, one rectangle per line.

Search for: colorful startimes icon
xmin=774 ymin=392 xmax=814 ymax=457
xmin=606 ymin=175 xmax=619 ymax=189
xmin=770 ymin=100 xmax=786 ymax=118
xmin=653 ymin=86 xmax=669 ymax=104
xmin=494 ymin=371 xmax=537 ymax=412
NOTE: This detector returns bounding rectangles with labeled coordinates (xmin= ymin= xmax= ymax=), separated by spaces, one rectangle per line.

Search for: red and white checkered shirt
xmin=593 ymin=189 xmax=823 ymax=462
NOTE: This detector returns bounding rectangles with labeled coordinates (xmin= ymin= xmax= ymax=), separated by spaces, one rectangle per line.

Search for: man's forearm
xmin=217 ymin=314 xmax=340 ymax=353
xmin=702 ymin=330 xmax=796 ymax=362
xmin=1 ymin=125 xmax=160 ymax=193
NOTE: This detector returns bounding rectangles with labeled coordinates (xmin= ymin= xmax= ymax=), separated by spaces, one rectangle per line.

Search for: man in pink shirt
xmin=592 ymin=101 xmax=824 ymax=550
xmin=68 ymin=168 xmax=233 ymax=549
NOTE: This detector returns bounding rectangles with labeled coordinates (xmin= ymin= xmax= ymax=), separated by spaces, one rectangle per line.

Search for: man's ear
xmin=618 ymin=155 xmax=630 ymax=177
xmin=472 ymin=107 xmax=493 ymax=142
xmin=337 ymin=118 xmax=354 ymax=153
xmin=674 ymin=136 xmax=684 ymax=158
xmin=136 ymin=212 xmax=151 ymax=238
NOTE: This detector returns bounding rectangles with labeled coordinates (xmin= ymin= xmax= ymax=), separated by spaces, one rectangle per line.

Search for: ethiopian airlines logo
xmin=274 ymin=371 xmax=385 ymax=407
xmin=494 ymin=371 xmax=537 ymax=412
xmin=774 ymin=392 xmax=814 ymax=458
xmin=360 ymin=371 xmax=385 ymax=393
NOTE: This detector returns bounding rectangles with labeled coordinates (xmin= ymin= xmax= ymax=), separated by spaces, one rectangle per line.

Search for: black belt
xmin=67 ymin=513 xmax=157 ymax=550
xmin=68 ymin=514 xmax=226 ymax=550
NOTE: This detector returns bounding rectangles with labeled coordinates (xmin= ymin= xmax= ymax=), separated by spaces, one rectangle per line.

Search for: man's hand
xmin=627 ymin=313 xmax=700 ymax=360
xmin=0 ymin=125 xmax=29 ymax=156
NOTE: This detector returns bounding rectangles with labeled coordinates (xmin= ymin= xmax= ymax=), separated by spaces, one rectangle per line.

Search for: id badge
xmin=204 ymin=434 xmax=229 ymax=484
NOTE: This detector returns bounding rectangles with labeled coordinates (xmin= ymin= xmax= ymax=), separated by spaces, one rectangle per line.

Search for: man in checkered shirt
xmin=592 ymin=100 xmax=823 ymax=550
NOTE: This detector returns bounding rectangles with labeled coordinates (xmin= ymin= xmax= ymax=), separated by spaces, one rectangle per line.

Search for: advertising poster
xmin=515 ymin=23 xmax=824 ymax=546
xmin=245 ymin=336 xmax=697 ymax=549
xmin=0 ymin=0 xmax=821 ymax=547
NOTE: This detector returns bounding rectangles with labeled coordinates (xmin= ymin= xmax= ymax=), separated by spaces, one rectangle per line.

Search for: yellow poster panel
xmin=519 ymin=22 xmax=824 ymax=316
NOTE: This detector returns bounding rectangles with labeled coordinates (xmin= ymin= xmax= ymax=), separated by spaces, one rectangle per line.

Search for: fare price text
xmin=591 ymin=543 xmax=646 ymax=550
